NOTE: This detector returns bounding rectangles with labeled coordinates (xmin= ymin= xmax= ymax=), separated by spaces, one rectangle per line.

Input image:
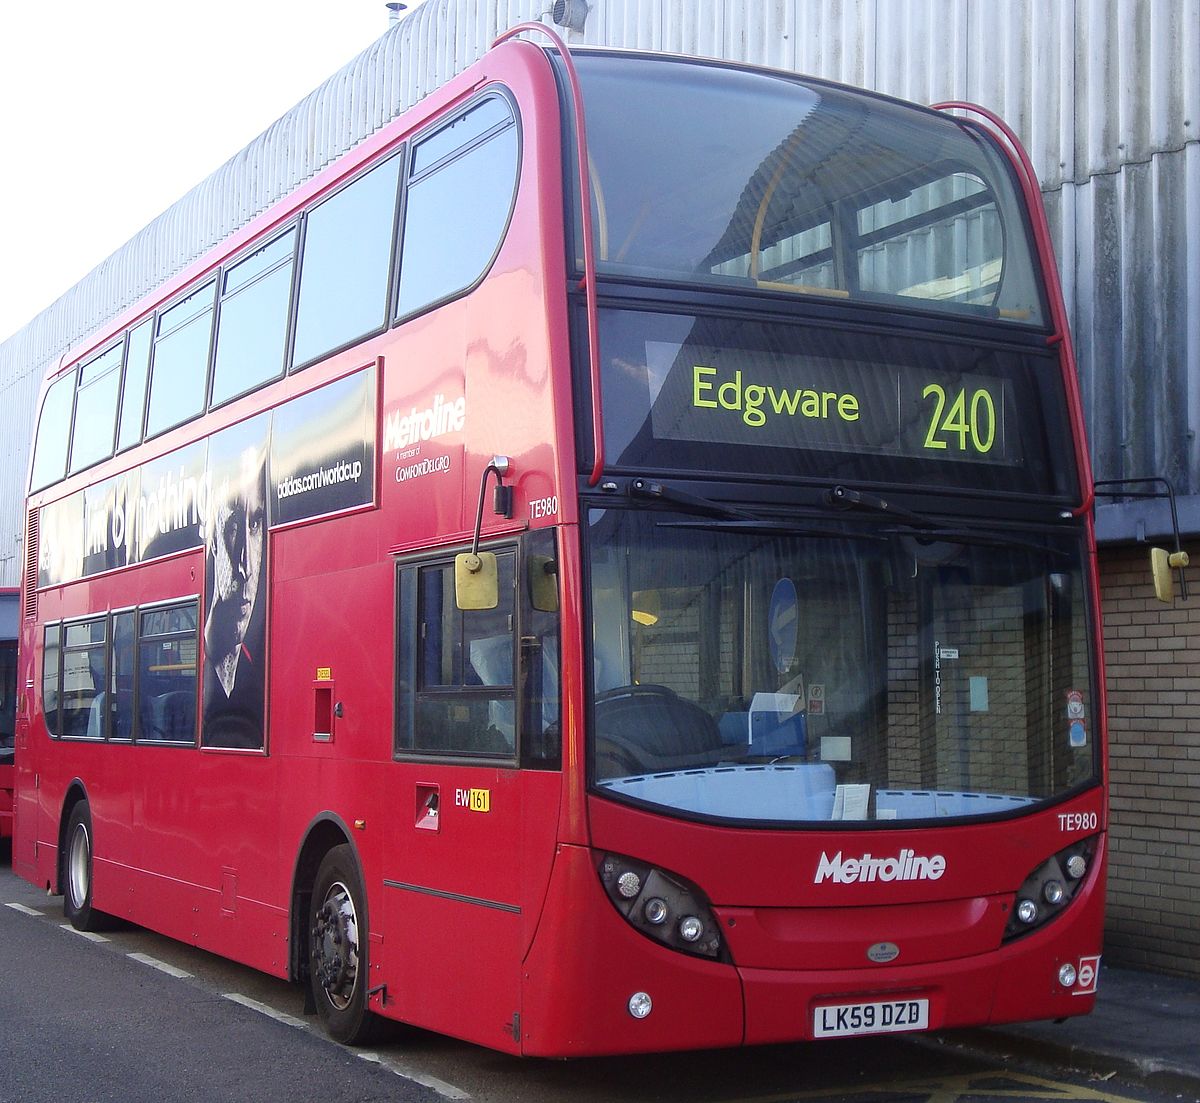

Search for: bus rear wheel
xmin=63 ymin=800 xmax=110 ymax=932
xmin=308 ymin=844 xmax=380 ymax=1045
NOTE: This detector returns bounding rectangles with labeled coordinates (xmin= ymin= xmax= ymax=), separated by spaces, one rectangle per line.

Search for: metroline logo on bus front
xmin=814 ymin=849 xmax=947 ymax=884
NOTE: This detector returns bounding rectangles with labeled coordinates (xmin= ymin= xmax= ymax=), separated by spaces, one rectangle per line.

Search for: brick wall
xmin=1099 ymin=545 xmax=1200 ymax=980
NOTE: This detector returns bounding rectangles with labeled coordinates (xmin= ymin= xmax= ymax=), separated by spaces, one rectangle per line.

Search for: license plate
xmin=813 ymin=997 xmax=929 ymax=1038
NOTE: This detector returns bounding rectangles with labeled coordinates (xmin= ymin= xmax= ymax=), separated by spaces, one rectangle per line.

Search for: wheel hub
xmin=68 ymin=823 xmax=90 ymax=909
xmin=311 ymin=883 xmax=359 ymax=1009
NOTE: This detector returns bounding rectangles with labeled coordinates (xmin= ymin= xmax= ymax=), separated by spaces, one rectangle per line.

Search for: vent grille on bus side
xmin=24 ymin=507 xmax=39 ymax=619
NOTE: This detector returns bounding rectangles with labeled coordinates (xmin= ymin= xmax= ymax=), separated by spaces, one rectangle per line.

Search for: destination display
xmin=652 ymin=350 xmax=1013 ymax=465
xmin=596 ymin=308 xmax=1075 ymax=498
xmin=38 ymin=366 xmax=376 ymax=589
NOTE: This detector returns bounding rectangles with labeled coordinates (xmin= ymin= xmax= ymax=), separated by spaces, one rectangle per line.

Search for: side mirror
xmin=1150 ymin=546 xmax=1189 ymax=603
xmin=455 ymin=552 xmax=499 ymax=610
xmin=528 ymin=555 xmax=559 ymax=612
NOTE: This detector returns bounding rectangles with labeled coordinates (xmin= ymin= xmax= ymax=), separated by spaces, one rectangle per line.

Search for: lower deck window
xmin=137 ymin=604 xmax=199 ymax=742
xmin=410 ymin=553 xmax=517 ymax=757
xmin=395 ymin=530 xmax=562 ymax=767
xmin=44 ymin=599 xmax=199 ymax=745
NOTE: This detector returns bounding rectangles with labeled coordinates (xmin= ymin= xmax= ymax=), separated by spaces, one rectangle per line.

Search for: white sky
xmin=0 ymin=0 xmax=426 ymax=343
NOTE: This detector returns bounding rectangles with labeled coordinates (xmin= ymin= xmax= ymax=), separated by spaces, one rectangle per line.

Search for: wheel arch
xmin=56 ymin=779 xmax=91 ymax=896
xmin=288 ymin=812 xmax=363 ymax=984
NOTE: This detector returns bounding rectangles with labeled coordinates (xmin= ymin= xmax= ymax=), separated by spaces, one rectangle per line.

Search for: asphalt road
xmin=0 ymin=853 xmax=1185 ymax=1103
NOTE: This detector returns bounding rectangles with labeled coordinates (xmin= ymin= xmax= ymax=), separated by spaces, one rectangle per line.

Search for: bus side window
xmin=521 ymin=529 xmax=561 ymax=770
xmin=29 ymin=370 xmax=77 ymax=492
xmin=145 ymin=281 xmax=216 ymax=439
xmin=210 ymin=227 xmax=296 ymax=407
xmin=61 ymin=618 xmax=106 ymax=741
xmin=110 ymin=611 xmax=136 ymax=741
xmin=397 ymin=553 xmax=517 ymax=759
xmin=69 ymin=343 xmax=123 ymax=475
xmin=395 ymin=96 xmax=519 ymax=319
xmin=292 ymin=154 xmax=401 ymax=369
xmin=136 ymin=601 xmax=199 ymax=744
xmin=42 ymin=623 xmax=62 ymax=738
xmin=116 ymin=320 xmax=153 ymax=452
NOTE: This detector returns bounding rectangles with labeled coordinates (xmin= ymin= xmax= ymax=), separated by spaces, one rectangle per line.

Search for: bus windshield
xmin=570 ymin=53 xmax=1046 ymax=325
xmin=587 ymin=507 xmax=1096 ymax=825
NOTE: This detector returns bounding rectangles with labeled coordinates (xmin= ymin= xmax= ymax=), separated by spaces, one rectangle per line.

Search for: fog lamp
xmin=1017 ymin=899 xmax=1038 ymax=925
xmin=1043 ymin=880 xmax=1065 ymax=905
xmin=628 ymin=991 xmax=653 ymax=1019
xmin=1058 ymin=963 xmax=1078 ymax=988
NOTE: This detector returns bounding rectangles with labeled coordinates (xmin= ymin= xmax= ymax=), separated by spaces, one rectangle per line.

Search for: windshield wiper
xmin=880 ymin=526 xmax=1072 ymax=557
xmin=657 ymin=519 xmax=887 ymax=542
xmin=629 ymin=477 xmax=758 ymax=520
xmin=630 ymin=478 xmax=886 ymax=539
xmin=826 ymin=485 xmax=1068 ymax=555
xmin=825 ymin=484 xmax=938 ymax=526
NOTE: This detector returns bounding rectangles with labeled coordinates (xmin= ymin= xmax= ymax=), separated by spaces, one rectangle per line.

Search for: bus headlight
xmin=599 ymin=853 xmax=725 ymax=960
xmin=678 ymin=915 xmax=704 ymax=943
xmin=643 ymin=897 xmax=669 ymax=925
xmin=1003 ymin=836 xmax=1098 ymax=942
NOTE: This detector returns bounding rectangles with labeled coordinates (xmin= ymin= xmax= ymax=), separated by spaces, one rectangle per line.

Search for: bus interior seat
xmin=86 ymin=693 xmax=107 ymax=740
xmin=594 ymin=684 xmax=727 ymax=777
xmin=142 ymin=691 xmax=196 ymax=741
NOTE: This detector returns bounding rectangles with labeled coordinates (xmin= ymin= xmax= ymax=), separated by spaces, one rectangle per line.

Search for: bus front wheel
xmin=63 ymin=800 xmax=109 ymax=932
xmin=308 ymin=844 xmax=380 ymax=1045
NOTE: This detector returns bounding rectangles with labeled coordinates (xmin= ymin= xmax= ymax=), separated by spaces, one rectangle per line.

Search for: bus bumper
xmin=741 ymin=935 xmax=1100 ymax=1045
xmin=521 ymin=843 xmax=1102 ymax=1056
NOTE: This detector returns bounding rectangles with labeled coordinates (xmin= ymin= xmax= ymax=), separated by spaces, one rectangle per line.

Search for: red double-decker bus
xmin=14 ymin=31 xmax=1105 ymax=1055
xmin=0 ymin=589 xmax=16 ymax=842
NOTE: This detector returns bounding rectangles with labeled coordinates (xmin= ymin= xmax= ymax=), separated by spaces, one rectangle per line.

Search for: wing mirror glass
xmin=455 ymin=551 xmax=499 ymax=610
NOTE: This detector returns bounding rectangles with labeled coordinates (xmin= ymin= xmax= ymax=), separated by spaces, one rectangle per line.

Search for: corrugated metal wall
xmin=1 ymin=0 xmax=1197 ymax=584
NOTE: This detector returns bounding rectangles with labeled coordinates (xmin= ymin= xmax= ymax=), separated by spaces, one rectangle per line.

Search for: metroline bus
xmin=14 ymin=29 xmax=1106 ymax=1055
xmin=0 ymin=589 xmax=16 ymax=841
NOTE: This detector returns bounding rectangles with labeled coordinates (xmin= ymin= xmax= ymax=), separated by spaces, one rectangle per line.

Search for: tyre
xmin=308 ymin=844 xmax=380 ymax=1045
xmin=63 ymin=800 xmax=110 ymax=932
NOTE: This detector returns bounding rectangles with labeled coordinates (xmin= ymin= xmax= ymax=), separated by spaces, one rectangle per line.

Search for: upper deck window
xmin=395 ymin=95 xmax=519 ymax=320
xmin=146 ymin=280 xmax=216 ymax=438
xmin=568 ymin=54 xmax=1045 ymax=326
xmin=29 ymin=370 xmax=76 ymax=491
xmin=69 ymin=343 xmax=123 ymax=474
xmin=211 ymin=228 xmax=296 ymax=406
xmin=116 ymin=319 xmax=153 ymax=452
xmin=292 ymin=155 xmax=401 ymax=369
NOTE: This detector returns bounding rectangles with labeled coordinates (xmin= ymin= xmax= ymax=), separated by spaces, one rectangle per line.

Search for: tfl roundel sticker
xmin=1073 ymin=955 xmax=1101 ymax=995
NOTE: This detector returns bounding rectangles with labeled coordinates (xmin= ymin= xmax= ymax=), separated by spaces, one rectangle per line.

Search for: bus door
xmin=384 ymin=537 xmax=561 ymax=1050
